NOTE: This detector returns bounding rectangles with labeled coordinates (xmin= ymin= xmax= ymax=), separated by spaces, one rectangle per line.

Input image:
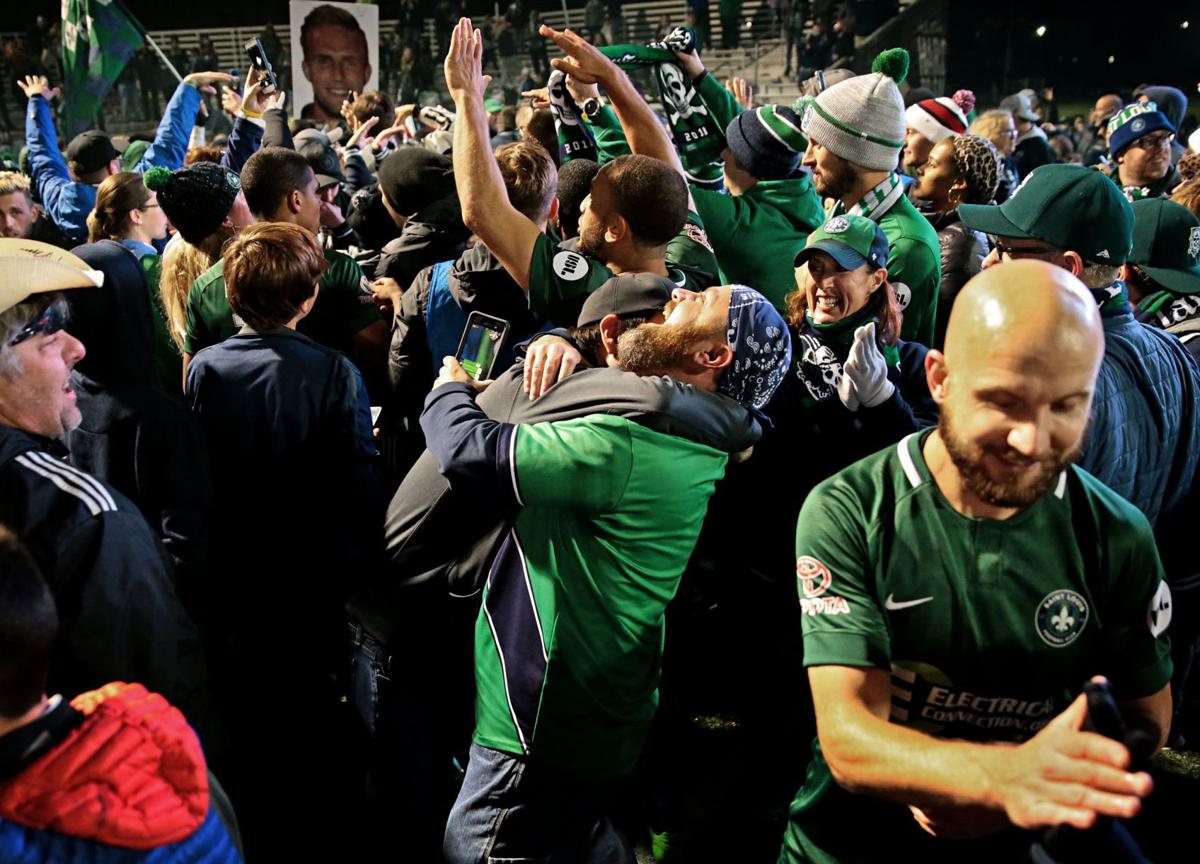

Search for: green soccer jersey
xmin=474 ymin=413 xmax=729 ymax=779
xmin=527 ymin=215 xmax=721 ymax=326
xmin=182 ymin=248 xmax=380 ymax=356
xmin=780 ymin=429 xmax=1173 ymax=864
xmin=832 ymin=178 xmax=941 ymax=347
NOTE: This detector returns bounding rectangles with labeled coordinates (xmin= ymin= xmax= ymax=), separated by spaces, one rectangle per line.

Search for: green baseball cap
xmin=794 ymin=213 xmax=890 ymax=270
xmin=959 ymin=164 xmax=1133 ymax=265
xmin=1128 ymin=198 xmax=1200 ymax=295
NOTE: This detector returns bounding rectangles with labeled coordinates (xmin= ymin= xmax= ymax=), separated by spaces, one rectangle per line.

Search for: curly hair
xmin=950 ymin=134 xmax=1002 ymax=204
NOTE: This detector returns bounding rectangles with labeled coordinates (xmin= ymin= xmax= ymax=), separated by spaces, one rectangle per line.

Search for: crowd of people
xmin=0 ymin=7 xmax=1199 ymax=864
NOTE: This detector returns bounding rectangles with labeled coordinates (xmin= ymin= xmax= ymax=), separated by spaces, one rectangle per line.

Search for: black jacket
xmin=928 ymin=209 xmax=989 ymax=349
xmin=374 ymin=193 xmax=471 ymax=286
xmin=64 ymin=241 xmax=212 ymax=601
xmin=389 ymin=242 xmax=540 ymax=428
xmin=0 ymin=426 xmax=213 ymax=744
xmin=1013 ymin=131 xmax=1054 ymax=179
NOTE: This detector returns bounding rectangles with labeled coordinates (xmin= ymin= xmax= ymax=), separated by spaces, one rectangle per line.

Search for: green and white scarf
xmin=600 ymin=27 xmax=724 ymax=187
xmin=832 ymin=173 xmax=905 ymax=222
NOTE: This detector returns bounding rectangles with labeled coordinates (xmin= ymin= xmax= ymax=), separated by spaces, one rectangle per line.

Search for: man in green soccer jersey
xmin=182 ymin=147 xmax=388 ymax=388
xmin=779 ymin=259 xmax=1173 ymax=864
xmin=448 ymin=18 xmax=721 ymax=328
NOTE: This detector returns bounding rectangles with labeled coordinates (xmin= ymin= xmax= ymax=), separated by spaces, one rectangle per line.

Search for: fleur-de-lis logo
xmin=1051 ymin=607 xmax=1074 ymax=633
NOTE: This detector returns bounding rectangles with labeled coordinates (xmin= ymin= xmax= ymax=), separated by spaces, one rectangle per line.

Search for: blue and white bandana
xmin=718 ymin=286 xmax=792 ymax=411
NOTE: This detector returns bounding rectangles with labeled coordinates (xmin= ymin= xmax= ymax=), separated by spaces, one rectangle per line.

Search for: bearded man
xmin=777 ymin=259 xmax=1174 ymax=864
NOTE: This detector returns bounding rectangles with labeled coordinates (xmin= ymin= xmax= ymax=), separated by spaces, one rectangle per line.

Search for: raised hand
xmin=18 ymin=75 xmax=52 ymax=100
xmin=444 ymin=17 xmax=491 ymax=101
xmin=841 ymin=322 xmax=894 ymax=409
xmin=726 ymin=76 xmax=754 ymax=110
xmin=183 ymin=71 xmax=236 ymax=94
xmin=540 ymin=25 xmax=619 ymax=86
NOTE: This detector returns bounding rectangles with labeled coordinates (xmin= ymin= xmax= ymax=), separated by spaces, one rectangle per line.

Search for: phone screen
xmin=456 ymin=315 xmax=507 ymax=380
xmin=244 ymin=38 xmax=278 ymax=94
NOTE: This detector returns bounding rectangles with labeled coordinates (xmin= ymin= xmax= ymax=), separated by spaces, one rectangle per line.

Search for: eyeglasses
xmin=1129 ymin=132 xmax=1175 ymax=150
xmin=993 ymin=239 xmax=1060 ymax=261
xmin=7 ymin=304 xmax=64 ymax=347
xmin=1001 ymin=129 xmax=1019 ymax=138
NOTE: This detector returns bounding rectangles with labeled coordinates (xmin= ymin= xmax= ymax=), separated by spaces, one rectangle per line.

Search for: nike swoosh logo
xmin=885 ymin=594 xmax=934 ymax=611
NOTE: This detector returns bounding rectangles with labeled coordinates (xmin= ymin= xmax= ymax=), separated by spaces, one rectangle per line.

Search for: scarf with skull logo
xmin=600 ymin=26 xmax=724 ymax=188
xmin=545 ymin=69 xmax=600 ymax=164
xmin=794 ymin=306 xmax=900 ymax=408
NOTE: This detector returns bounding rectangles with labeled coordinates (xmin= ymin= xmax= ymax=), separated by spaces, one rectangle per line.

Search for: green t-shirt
xmin=183 ymin=248 xmax=380 ymax=355
xmin=692 ymin=178 xmax=824 ymax=311
xmin=136 ymin=253 xmax=183 ymax=393
xmin=473 ymin=414 xmax=729 ymax=779
xmin=780 ymin=429 xmax=1173 ymax=864
xmin=527 ymin=214 xmax=721 ymax=326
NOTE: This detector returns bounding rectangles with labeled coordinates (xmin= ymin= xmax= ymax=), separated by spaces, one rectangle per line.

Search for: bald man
xmin=778 ymin=260 xmax=1174 ymax=864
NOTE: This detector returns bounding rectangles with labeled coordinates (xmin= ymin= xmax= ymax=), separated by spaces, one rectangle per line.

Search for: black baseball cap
xmin=66 ymin=131 xmax=121 ymax=174
xmin=576 ymin=273 xmax=674 ymax=328
xmin=297 ymin=137 xmax=345 ymax=188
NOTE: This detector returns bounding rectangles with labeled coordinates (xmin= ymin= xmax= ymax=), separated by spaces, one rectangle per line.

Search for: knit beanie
xmin=143 ymin=163 xmax=241 ymax=246
xmin=904 ymin=90 xmax=974 ymax=144
xmin=1107 ymin=101 xmax=1176 ymax=158
xmin=801 ymin=48 xmax=909 ymax=171
xmin=725 ymin=105 xmax=807 ymax=180
xmin=376 ymin=147 xmax=455 ymax=217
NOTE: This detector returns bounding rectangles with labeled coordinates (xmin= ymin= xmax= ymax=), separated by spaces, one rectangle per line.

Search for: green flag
xmin=61 ymin=0 xmax=144 ymax=137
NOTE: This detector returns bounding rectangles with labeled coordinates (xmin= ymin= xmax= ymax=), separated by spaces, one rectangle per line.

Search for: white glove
xmin=837 ymin=322 xmax=895 ymax=411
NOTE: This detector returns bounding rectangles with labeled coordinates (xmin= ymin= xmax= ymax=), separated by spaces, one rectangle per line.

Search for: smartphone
xmin=244 ymin=37 xmax=278 ymax=95
xmin=455 ymin=312 xmax=509 ymax=381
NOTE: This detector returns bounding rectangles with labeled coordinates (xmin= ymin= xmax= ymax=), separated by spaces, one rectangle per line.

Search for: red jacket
xmin=0 ymin=683 xmax=209 ymax=849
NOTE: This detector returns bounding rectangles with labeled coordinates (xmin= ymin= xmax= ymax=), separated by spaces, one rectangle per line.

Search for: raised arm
xmin=445 ymin=17 xmax=542 ymax=292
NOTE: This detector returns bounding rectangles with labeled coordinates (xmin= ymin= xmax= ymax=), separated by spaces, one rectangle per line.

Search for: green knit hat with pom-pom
xmin=799 ymin=47 xmax=910 ymax=171
xmin=144 ymin=162 xmax=241 ymax=245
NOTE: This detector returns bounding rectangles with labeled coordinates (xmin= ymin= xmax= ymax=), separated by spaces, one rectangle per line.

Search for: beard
xmin=576 ymin=218 xmax=609 ymax=260
xmin=812 ymin=155 xmax=858 ymax=200
xmin=939 ymin=403 xmax=1083 ymax=508
xmin=618 ymin=318 xmax=725 ymax=376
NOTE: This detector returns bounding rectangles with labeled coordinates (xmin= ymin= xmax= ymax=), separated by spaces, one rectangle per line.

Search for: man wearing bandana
xmin=0 ymin=240 xmax=212 ymax=748
xmin=799 ymin=47 xmax=941 ymax=347
xmin=426 ymin=274 xmax=791 ymax=862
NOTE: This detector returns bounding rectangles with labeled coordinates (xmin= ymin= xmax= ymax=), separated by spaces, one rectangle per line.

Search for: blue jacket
xmin=26 ymin=81 xmax=202 ymax=243
xmin=1079 ymin=304 xmax=1200 ymax=532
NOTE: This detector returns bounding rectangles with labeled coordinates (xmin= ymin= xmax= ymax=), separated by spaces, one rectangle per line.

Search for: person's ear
xmin=693 ymin=341 xmax=733 ymax=372
xmin=605 ymin=213 xmax=628 ymax=244
xmin=547 ymin=196 xmax=560 ymax=226
xmin=1120 ymin=263 xmax=1131 ymax=282
xmin=129 ymin=206 xmax=144 ymax=227
xmin=598 ymin=313 xmax=623 ymax=358
xmin=1060 ymin=250 xmax=1085 ymax=277
xmin=288 ymin=188 xmax=303 ymax=215
xmin=869 ymin=267 xmax=887 ymax=294
xmin=948 ymin=177 xmax=968 ymax=204
xmin=925 ymin=348 xmax=948 ymax=404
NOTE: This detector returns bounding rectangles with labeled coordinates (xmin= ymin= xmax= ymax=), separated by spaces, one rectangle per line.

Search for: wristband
xmin=692 ymin=69 xmax=709 ymax=86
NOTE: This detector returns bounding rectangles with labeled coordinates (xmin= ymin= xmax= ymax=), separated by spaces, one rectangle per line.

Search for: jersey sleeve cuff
xmin=802 ymin=631 xmax=890 ymax=669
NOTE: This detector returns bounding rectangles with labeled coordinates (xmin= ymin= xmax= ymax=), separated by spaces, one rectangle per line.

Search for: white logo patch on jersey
xmin=825 ymin=215 xmax=850 ymax=233
xmin=892 ymin=281 xmax=912 ymax=311
xmin=885 ymin=594 xmax=934 ymax=611
xmin=1035 ymin=590 xmax=1089 ymax=647
xmin=1148 ymin=581 xmax=1173 ymax=639
xmin=552 ymin=251 xmax=589 ymax=282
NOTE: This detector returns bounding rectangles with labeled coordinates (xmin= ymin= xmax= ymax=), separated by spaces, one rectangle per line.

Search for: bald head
xmin=928 ymin=260 xmax=1106 ymax=512
xmin=944 ymin=259 xmax=1103 ymax=379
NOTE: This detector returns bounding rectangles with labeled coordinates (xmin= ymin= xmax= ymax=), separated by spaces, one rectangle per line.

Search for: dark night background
xmin=7 ymin=1 xmax=1200 ymax=107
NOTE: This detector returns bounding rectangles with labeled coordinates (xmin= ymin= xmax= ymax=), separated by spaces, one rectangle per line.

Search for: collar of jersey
xmin=898 ymin=428 xmax=1069 ymax=523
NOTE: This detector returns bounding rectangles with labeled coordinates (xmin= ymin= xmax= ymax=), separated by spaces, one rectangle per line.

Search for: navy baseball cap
xmin=794 ymin=213 xmax=890 ymax=270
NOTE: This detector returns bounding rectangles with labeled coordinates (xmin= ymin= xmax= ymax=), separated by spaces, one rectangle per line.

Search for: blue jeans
xmin=444 ymin=743 xmax=636 ymax=864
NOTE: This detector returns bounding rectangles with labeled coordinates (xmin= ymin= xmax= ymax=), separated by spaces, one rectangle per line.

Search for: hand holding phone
xmin=455 ymin=311 xmax=509 ymax=381
xmin=244 ymin=37 xmax=278 ymax=95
